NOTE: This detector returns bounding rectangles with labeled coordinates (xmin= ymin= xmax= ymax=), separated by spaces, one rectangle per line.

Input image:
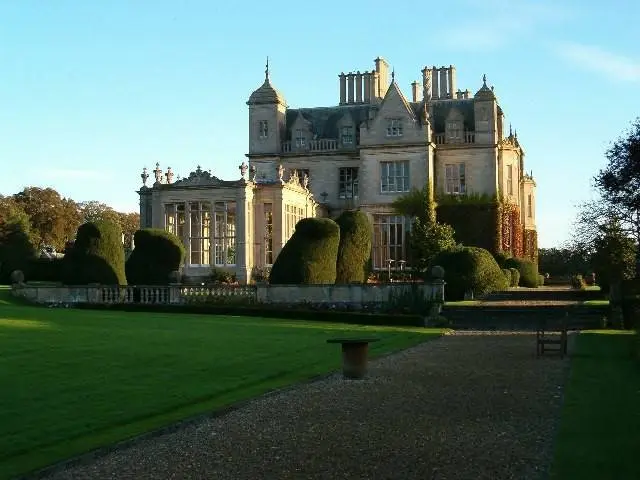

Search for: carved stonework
xmin=249 ymin=165 xmax=257 ymax=182
xmin=288 ymin=169 xmax=299 ymax=185
xmin=153 ymin=162 xmax=163 ymax=184
xmin=239 ymin=161 xmax=249 ymax=180
xmin=165 ymin=167 xmax=174 ymax=184
xmin=276 ymin=164 xmax=285 ymax=182
xmin=140 ymin=167 xmax=149 ymax=186
xmin=171 ymin=165 xmax=225 ymax=187
xmin=302 ymin=173 xmax=309 ymax=189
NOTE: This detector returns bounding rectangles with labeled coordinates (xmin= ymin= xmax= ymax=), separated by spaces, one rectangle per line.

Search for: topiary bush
xmin=429 ymin=246 xmax=509 ymax=301
xmin=493 ymin=251 xmax=512 ymax=268
xmin=508 ymin=267 xmax=520 ymax=287
xmin=26 ymin=257 xmax=65 ymax=282
xmin=335 ymin=210 xmax=372 ymax=284
xmin=269 ymin=218 xmax=340 ymax=285
xmin=501 ymin=268 xmax=511 ymax=284
xmin=503 ymin=257 xmax=539 ymax=288
xmin=538 ymin=274 xmax=545 ymax=286
xmin=62 ymin=220 xmax=127 ymax=285
xmin=125 ymin=229 xmax=185 ymax=285
xmin=570 ymin=274 xmax=586 ymax=290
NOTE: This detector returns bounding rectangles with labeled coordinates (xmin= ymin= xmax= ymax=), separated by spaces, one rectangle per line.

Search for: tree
xmin=79 ymin=201 xmax=120 ymax=225
xmin=593 ymin=118 xmax=640 ymax=275
xmin=590 ymin=220 xmax=637 ymax=293
xmin=0 ymin=198 xmax=37 ymax=283
xmin=118 ymin=212 xmax=140 ymax=248
xmin=126 ymin=229 xmax=184 ymax=284
xmin=12 ymin=187 xmax=82 ymax=251
xmin=392 ymin=185 xmax=456 ymax=272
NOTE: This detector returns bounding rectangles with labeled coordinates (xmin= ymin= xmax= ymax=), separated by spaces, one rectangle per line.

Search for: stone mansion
xmin=138 ymin=57 xmax=536 ymax=284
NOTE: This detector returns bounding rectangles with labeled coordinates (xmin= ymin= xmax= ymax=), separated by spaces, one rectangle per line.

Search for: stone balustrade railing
xmin=11 ymin=281 xmax=445 ymax=309
xmin=433 ymin=132 xmax=476 ymax=145
xmin=282 ymin=139 xmax=339 ymax=153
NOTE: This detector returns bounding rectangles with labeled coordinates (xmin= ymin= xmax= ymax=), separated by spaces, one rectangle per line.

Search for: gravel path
xmin=41 ymin=333 xmax=571 ymax=480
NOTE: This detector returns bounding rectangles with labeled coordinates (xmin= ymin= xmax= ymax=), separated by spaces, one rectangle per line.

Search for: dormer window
xmin=447 ymin=121 xmax=461 ymax=140
xmin=295 ymin=129 xmax=306 ymax=148
xmin=259 ymin=120 xmax=268 ymax=139
xmin=386 ymin=119 xmax=403 ymax=137
xmin=341 ymin=126 xmax=353 ymax=145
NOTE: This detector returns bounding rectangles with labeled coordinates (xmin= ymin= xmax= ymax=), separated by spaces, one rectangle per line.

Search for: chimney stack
xmin=355 ymin=71 xmax=363 ymax=103
xmin=448 ymin=65 xmax=457 ymax=97
xmin=431 ymin=66 xmax=439 ymax=99
xmin=439 ymin=66 xmax=448 ymax=99
xmin=347 ymin=73 xmax=355 ymax=103
xmin=411 ymin=81 xmax=421 ymax=102
xmin=339 ymin=73 xmax=346 ymax=104
xmin=421 ymin=67 xmax=432 ymax=101
xmin=363 ymin=72 xmax=371 ymax=102
xmin=375 ymin=57 xmax=390 ymax=97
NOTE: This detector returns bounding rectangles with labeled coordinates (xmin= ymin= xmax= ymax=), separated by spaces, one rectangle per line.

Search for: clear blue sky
xmin=1 ymin=0 xmax=639 ymax=248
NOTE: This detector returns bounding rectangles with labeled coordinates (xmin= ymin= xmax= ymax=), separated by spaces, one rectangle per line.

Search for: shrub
xmin=570 ymin=274 xmax=586 ymax=290
xmin=62 ymin=220 xmax=127 ymax=285
xmin=508 ymin=268 xmax=520 ymax=287
xmin=26 ymin=257 xmax=65 ymax=282
xmin=251 ymin=266 xmax=271 ymax=283
xmin=269 ymin=218 xmax=340 ymax=285
xmin=0 ymin=222 xmax=36 ymax=284
xmin=503 ymin=257 xmax=539 ymax=288
xmin=501 ymin=268 xmax=512 ymax=284
xmin=208 ymin=267 xmax=235 ymax=284
xmin=335 ymin=210 xmax=372 ymax=284
xmin=125 ymin=229 xmax=185 ymax=285
xmin=538 ymin=274 xmax=545 ymax=286
xmin=429 ymin=246 xmax=509 ymax=301
xmin=493 ymin=251 xmax=512 ymax=268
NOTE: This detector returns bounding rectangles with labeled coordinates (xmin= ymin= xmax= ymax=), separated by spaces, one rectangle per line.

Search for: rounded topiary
xmin=430 ymin=246 xmax=509 ymax=301
xmin=269 ymin=218 xmax=340 ymax=285
xmin=503 ymin=257 xmax=539 ymax=288
xmin=10 ymin=269 xmax=24 ymax=285
xmin=335 ymin=210 xmax=372 ymax=284
xmin=538 ymin=274 xmax=545 ymax=286
xmin=501 ymin=268 xmax=512 ymax=284
xmin=125 ymin=229 xmax=185 ymax=285
xmin=508 ymin=267 xmax=520 ymax=287
xmin=62 ymin=220 xmax=127 ymax=286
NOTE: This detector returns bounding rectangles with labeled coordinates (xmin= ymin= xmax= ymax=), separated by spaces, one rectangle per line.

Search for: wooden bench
xmin=327 ymin=338 xmax=379 ymax=379
xmin=536 ymin=317 xmax=569 ymax=358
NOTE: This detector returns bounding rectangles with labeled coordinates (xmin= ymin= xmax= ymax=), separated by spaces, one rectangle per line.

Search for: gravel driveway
xmin=40 ymin=332 xmax=570 ymax=480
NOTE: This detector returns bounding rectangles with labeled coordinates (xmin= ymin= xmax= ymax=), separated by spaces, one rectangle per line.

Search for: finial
xmin=482 ymin=74 xmax=487 ymax=86
xmin=265 ymin=56 xmax=269 ymax=81
xmin=391 ymin=68 xmax=395 ymax=82
xmin=509 ymin=123 xmax=513 ymax=137
xmin=141 ymin=167 xmax=149 ymax=186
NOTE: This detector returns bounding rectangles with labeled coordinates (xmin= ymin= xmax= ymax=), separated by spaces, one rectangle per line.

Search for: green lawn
xmin=551 ymin=330 xmax=640 ymax=479
xmin=0 ymin=290 xmax=443 ymax=479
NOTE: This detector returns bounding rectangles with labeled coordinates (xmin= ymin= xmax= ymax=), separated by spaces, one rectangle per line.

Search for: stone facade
xmin=138 ymin=57 xmax=536 ymax=283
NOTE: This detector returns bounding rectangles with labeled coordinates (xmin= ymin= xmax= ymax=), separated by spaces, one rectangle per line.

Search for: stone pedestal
xmin=327 ymin=338 xmax=379 ymax=379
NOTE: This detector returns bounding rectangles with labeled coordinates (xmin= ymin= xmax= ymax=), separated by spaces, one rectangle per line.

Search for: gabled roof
xmin=377 ymin=79 xmax=417 ymax=121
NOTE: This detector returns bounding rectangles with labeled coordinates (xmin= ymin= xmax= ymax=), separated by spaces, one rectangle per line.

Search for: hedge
xmin=436 ymin=202 xmax=501 ymax=255
xmin=126 ymin=228 xmax=185 ymax=285
xmin=508 ymin=267 xmax=520 ymax=287
xmin=503 ymin=257 xmax=539 ymax=288
xmin=62 ymin=220 xmax=127 ymax=286
xmin=269 ymin=218 xmax=340 ymax=285
xmin=335 ymin=210 xmax=372 ymax=284
xmin=430 ymin=246 xmax=509 ymax=300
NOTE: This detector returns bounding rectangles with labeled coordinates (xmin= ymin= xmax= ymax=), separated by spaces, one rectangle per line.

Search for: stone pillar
xmin=431 ymin=66 xmax=439 ymax=99
xmin=184 ymin=201 xmax=191 ymax=266
xmin=235 ymin=185 xmax=254 ymax=284
xmin=339 ymin=73 xmax=346 ymax=104
xmin=439 ymin=67 xmax=448 ymax=99
xmin=371 ymin=71 xmax=379 ymax=100
xmin=347 ymin=73 xmax=355 ymax=104
xmin=355 ymin=72 xmax=363 ymax=103
xmin=363 ymin=72 xmax=371 ymax=102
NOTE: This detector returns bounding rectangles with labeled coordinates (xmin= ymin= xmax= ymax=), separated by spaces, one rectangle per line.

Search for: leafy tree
xmin=79 ymin=201 xmax=120 ymax=225
xmin=118 ymin=212 xmax=140 ymax=248
xmin=590 ymin=221 xmax=637 ymax=293
xmin=538 ymin=247 xmax=590 ymax=277
xmin=13 ymin=187 xmax=82 ymax=251
xmin=392 ymin=185 xmax=456 ymax=272
xmin=0 ymin=199 xmax=37 ymax=283
xmin=593 ymin=117 xmax=640 ymax=275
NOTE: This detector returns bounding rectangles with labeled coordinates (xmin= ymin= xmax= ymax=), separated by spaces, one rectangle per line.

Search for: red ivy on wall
xmin=500 ymin=203 xmax=522 ymax=257
xmin=523 ymin=229 xmax=538 ymax=262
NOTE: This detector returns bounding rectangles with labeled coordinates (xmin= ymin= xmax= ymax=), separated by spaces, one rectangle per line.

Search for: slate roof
xmin=247 ymin=79 xmax=286 ymax=106
xmin=284 ymin=97 xmax=476 ymax=139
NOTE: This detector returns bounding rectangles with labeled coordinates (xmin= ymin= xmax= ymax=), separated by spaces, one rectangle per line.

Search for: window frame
xmin=386 ymin=118 xmax=403 ymax=137
xmin=380 ymin=161 xmax=410 ymax=194
xmin=444 ymin=163 xmax=466 ymax=195
xmin=338 ymin=167 xmax=359 ymax=199
xmin=258 ymin=120 xmax=268 ymax=139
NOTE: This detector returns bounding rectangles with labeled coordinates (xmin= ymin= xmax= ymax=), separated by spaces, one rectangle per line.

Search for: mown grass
xmin=0 ymin=288 xmax=443 ymax=479
xmin=551 ymin=330 xmax=640 ymax=479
